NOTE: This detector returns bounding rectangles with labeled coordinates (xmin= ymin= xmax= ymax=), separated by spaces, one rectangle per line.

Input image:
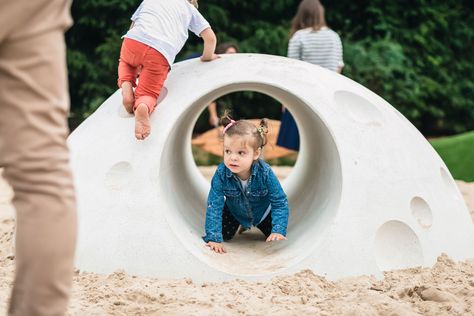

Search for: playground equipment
xmin=69 ymin=54 xmax=474 ymax=281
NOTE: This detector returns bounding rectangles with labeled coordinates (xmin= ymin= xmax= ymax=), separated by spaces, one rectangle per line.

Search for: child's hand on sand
xmin=266 ymin=233 xmax=287 ymax=242
xmin=206 ymin=241 xmax=226 ymax=253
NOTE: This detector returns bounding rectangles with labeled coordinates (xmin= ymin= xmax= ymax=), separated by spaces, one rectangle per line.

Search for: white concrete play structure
xmin=68 ymin=54 xmax=474 ymax=281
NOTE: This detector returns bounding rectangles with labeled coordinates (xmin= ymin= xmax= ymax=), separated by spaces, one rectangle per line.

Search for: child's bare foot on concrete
xmin=121 ymin=82 xmax=134 ymax=113
xmin=135 ymin=103 xmax=150 ymax=140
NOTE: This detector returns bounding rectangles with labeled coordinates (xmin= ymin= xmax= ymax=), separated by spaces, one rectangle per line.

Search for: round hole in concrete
xmin=160 ymin=83 xmax=342 ymax=276
xmin=410 ymin=197 xmax=433 ymax=229
xmin=104 ymin=161 xmax=133 ymax=190
xmin=334 ymin=90 xmax=384 ymax=126
xmin=374 ymin=220 xmax=423 ymax=271
xmin=191 ymin=91 xmax=298 ymax=180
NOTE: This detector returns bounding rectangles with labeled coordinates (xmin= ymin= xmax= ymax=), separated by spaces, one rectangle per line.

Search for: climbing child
xmin=203 ymin=113 xmax=290 ymax=253
xmin=118 ymin=0 xmax=218 ymax=140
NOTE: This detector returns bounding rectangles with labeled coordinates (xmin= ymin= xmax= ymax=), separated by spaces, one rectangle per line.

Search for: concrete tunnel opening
xmin=160 ymin=83 xmax=342 ymax=276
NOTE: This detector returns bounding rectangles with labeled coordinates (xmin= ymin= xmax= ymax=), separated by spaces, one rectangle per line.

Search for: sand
xmin=1 ymin=167 xmax=474 ymax=315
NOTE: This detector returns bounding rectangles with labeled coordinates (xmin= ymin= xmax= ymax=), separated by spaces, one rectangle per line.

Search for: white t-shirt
xmin=124 ymin=0 xmax=210 ymax=66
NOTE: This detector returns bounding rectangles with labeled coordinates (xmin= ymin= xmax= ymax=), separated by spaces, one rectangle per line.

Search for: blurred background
xmin=65 ymin=0 xmax=474 ymax=181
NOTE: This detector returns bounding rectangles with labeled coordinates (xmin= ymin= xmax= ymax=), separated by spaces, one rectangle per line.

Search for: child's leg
xmin=133 ymin=49 xmax=169 ymax=140
xmin=133 ymin=49 xmax=169 ymax=113
xmin=256 ymin=213 xmax=272 ymax=238
xmin=117 ymin=39 xmax=141 ymax=113
xmin=120 ymin=81 xmax=135 ymax=114
xmin=222 ymin=204 xmax=241 ymax=241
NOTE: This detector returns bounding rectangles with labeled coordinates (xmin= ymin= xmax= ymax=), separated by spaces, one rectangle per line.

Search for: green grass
xmin=430 ymin=131 xmax=474 ymax=182
xmin=265 ymin=153 xmax=298 ymax=166
xmin=192 ymin=145 xmax=222 ymax=166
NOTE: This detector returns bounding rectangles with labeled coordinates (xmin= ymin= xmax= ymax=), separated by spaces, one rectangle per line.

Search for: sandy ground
xmin=1 ymin=167 xmax=474 ymax=315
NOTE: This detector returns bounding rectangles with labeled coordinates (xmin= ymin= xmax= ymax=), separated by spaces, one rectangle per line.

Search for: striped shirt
xmin=288 ymin=27 xmax=344 ymax=72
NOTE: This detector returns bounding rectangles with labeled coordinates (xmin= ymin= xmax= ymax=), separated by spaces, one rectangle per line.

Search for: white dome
xmin=68 ymin=54 xmax=474 ymax=281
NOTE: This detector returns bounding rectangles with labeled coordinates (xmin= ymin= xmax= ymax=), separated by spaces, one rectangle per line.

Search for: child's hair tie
xmin=257 ymin=125 xmax=268 ymax=138
xmin=222 ymin=120 xmax=236 ymax=135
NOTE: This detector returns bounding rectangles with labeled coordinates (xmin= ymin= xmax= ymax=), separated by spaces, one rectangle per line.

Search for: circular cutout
xmin=160 ymin=83 xmax=342 ymax=276
xmin=374 ymin=220 xmax=423 ymax=271
xmin=104 ymin=161 xmax=133 ymax=190
xmin=440 ymin=167 xmax=460 ymax=200
xmin=410 ymin=197 xmax=433 ymax=228
xmin=334 ymin=90 xmax=384 ymax=126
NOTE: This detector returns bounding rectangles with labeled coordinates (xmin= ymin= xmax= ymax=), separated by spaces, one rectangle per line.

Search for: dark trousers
xmin=222 ymin=204 xmax=272 ymax=241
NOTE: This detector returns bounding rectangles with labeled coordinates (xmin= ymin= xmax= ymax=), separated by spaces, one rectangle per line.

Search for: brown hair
xmin=220 ymin=111 xmax=269 ymax=151
xmin=289 ymin=0 xmax=326 ymax=38
xmin=215 ymin=42 xmax=239 ymax=54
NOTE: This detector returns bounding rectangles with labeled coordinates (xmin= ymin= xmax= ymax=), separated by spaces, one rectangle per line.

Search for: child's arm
xmin=203 ymin=169 xmax=226 ymax=252
xmin=208 ymin=101 xmax=218 ymax=126
xmin=266 ymin=169 xmax=289 ymax=240
xmin=200 ymin=28 xmax=219 ymax=62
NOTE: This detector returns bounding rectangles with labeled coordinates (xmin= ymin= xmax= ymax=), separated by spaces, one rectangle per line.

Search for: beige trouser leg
xmin=0 ymin=1 xmax=77 ymax=315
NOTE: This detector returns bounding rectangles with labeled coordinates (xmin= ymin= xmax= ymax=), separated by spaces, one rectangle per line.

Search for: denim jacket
xmin=203 ymin=159 xmax=289 ymax=243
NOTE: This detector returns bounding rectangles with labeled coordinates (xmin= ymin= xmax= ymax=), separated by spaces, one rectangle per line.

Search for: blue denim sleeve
xmin=203 ymin=170 xmax=225 ymax=243
xmin=267 ymin=169 xmax=289 ymax=236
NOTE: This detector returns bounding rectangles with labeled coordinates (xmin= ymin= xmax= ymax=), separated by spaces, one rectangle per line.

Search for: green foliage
xmin=192 ymin=145 xmax=222 ymax=166
xmin=333 ymin=0 xmax=474 ymax=134
xmin=430 ymin=131 xmax=474 ymax=182
xmin=67 ymin=0 xmax=140 ymax=116
xmin=67 ymin=0 xmax=474 ymax=134
xmin=266 ymin=153 xmax=298 ymax=167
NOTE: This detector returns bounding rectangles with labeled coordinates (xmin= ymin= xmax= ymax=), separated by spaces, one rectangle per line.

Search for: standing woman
xmin=277 ymin=0 xmax=344 ymax=151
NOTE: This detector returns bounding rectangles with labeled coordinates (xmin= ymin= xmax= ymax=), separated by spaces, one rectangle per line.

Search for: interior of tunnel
xmin=160 ymin=82 xmax=343 ymax=276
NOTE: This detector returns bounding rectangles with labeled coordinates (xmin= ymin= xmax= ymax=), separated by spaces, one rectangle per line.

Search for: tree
xmin=66 ymin=0 xmax=474 ymax=134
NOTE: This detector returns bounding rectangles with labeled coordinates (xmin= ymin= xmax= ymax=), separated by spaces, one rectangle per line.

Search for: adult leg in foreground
xmin=0 ymin=1 xmax=77 ymax=314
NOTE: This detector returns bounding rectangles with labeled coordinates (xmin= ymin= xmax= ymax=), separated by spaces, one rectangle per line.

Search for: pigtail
xmin=220 ymin=110 xmax=234 ymax=127
xmin=220 ymin=110 xmax=238 ymax=136
xmin=256 ymin=118 xmax=269 ymax=148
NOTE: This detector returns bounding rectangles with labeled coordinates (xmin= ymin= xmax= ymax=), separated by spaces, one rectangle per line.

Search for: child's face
xmin=223 ymin=135 xmax=260 ymax=180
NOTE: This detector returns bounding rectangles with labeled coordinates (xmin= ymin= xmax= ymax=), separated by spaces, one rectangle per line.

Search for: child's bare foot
xmin=135 ymin=103 xmax=150 ymax=140
xmin=121 ymin=82 xmax=134 ymax=113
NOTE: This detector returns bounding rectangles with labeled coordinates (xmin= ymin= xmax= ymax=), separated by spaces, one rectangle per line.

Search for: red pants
xmin=118 ymin=38 xmax=169 ymax=113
